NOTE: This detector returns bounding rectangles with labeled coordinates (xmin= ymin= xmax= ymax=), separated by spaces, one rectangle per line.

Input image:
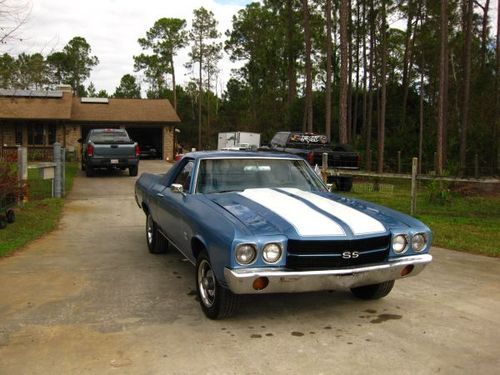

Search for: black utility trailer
xmin=0 ymin=195 xmax=16 ymax=229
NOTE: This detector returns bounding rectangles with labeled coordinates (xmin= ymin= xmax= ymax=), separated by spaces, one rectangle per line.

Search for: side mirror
xmin=171 ymin=183 xmax=184 ymax=194
xmin=77 ymin=138 xmax=83 ymax=143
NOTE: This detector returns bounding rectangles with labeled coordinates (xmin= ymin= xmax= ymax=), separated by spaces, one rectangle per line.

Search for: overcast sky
xmin=10 ymin=0 xmax=253 ymax=95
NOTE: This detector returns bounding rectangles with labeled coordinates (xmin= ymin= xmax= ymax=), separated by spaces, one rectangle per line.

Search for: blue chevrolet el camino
xmin=135 ymin=151 xmax=432 ymax=319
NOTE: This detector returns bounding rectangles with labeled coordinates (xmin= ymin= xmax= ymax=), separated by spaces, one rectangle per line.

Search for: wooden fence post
xmin=397 ymin=150 xmax=401 ymax=173
xmin=321 ymin=152 xmax=328 ymax=183
xmin=411 ymin=157 xmax=418 ymax=215
xmin=17 ymin=147 xmax=28 ymax=203
xmin=474 ymin=154 xmax=479 ymax=179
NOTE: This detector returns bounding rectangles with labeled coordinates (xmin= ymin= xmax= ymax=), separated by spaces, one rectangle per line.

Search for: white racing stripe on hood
xmin=239 ymin=188 xmax=345 ymax=237
xmin=280 ymin=188 xmax=386 ymax=236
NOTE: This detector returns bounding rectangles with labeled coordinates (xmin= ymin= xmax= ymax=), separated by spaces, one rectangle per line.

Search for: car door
xmin=156 ymin=159 xmax=195 ymax=258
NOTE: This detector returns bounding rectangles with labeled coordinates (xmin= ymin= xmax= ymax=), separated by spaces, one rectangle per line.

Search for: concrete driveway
xmin=0 ymin=160 xmax=499 ymax=374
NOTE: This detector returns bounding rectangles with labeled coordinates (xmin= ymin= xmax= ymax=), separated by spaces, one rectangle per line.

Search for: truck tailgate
xmin=93 ymin=144 xmax=136 ymax=158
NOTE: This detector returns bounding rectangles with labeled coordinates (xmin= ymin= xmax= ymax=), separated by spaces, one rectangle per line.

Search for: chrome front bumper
xmin=224 ymin=254 xmax=432 ymax=294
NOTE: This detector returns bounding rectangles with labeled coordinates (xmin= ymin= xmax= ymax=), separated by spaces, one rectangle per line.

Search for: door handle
xmin=156 ymin=193 xmax=164 ymax=197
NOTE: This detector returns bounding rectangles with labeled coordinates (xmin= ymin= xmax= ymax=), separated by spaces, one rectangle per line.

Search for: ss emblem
xmin=342 ymin=251 xmax=359 ymax=259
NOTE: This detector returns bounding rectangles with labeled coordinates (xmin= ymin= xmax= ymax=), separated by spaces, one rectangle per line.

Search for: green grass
xmin=0 ymin=163 xmax=78 ymax=257
xmin=343 ymin=180 xmax=500 ymax=257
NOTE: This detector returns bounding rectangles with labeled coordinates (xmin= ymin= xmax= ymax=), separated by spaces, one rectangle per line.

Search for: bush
xmin=426 ymin=180 xmax=453 ymax=205
xmin=0 ymin=160 xmax=21 ymax=207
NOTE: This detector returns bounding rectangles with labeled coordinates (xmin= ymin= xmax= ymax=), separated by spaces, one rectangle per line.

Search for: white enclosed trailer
xmin=217 ymin=132 xmax=261 ymax=150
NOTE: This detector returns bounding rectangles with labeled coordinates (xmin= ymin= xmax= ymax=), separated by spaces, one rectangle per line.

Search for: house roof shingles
xmin=0 ymin=91 xmax=73 ymax=120
xmin=70 ymin=98 xmax=180 ymax=123
xmin=0 ymin=91 xmax=180 ymax=124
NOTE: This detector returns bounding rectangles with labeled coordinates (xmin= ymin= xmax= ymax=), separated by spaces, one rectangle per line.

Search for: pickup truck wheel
xmin=85 ymin=167 xmax=94 ymax=177
xmin=351 ymin=280 xmax=395 ymax=300
xmin=196 ymin=251 xmax=240 ymax=320
xmin=129 ymin=166 xmax=138 ymax=177
xmin=337 ymin=177 xmax=353 ymax=192
xmin=146 ymin=214 xmax=168 ymax=254
xmin=6 ymin=209 xmax=15 ymax=223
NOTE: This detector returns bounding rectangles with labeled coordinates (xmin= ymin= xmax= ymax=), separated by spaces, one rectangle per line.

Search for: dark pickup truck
xmin=80 ymin=129 xmax=140 ymax=177
xmin=263 ymin=131 xmax=359 ymax=191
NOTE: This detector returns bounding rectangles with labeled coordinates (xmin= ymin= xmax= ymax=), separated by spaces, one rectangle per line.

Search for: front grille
xmin=286 ymin=235 xmax=390 ymax=269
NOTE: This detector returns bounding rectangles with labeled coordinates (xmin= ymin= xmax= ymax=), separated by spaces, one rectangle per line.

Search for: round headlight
xmin=235 ymin=244 xmax=256 ymax=265
xmin=412 ymin=234 xmax=426 ymax=252
xmin=263 ymin=243 xmax=282 ymax=263
xmin=392 ymin=235 xmax=408 ymax=254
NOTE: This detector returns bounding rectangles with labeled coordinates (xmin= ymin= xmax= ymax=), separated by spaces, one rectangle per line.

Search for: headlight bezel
xmin=235 ymin=243 xmax=257 ymax=265
xmin=262 ymin=243 xmax=283 ymax=264
xmin=411 ymin=233 xmax=427 ymax=252
xmin=392 ymin=234 xmax=409 ymax=254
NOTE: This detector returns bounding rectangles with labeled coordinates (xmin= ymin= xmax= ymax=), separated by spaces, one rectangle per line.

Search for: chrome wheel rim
xmin=146 ymin=215 xmax=153 ymax=245
xmin=198 ymin=259 xmax=216 ymax=307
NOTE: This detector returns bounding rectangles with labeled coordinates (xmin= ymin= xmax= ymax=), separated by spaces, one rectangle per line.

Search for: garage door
xmin=126 ymin=127 xmax=163 ymax=159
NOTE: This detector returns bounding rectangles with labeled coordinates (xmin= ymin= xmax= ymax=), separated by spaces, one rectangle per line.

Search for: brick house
xmin=0 ymin=86 xmax=180 ymax=161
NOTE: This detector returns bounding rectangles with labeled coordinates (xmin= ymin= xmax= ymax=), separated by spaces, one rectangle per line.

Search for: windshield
xmin=89 ymin=130 xmax=131 ymax=144
xmin=196 ymin=158 xmax=327 ymax=194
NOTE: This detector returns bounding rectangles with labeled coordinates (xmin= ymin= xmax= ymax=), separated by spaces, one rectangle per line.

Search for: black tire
xmin=196 ymin=250 xmax=240 ymax=320
xmin=6 ymin=209 xmax=15 ymax=224
xmin=146 ymin=213 xmax=168 ymax=254
xmin=338 ymin=177 xmax=353 ymax=192
xmin=129 ymin=166 xmax=138 ymax=177
xmin=351 ymin=280 xmax=395 ymax=300
xmin=0 ymin=217 xmax=7 ymax=229
xmin=86 ymin=166 xmax=94 ymax=177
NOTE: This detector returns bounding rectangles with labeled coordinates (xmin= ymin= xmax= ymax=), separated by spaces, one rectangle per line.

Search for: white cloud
xmin=9 ymin=0 xmax=250 ymax=95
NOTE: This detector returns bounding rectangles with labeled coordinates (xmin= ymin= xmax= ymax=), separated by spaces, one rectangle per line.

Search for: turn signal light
xmin=135 ymin=144 xmax=141 ymax=157
xmin=306 ymin=151 xmax=314 ymax=165
xmin=400 ymin=265 xmax=414 ymax=277
xmin=252 ymin=277 xmax=269 ymax=291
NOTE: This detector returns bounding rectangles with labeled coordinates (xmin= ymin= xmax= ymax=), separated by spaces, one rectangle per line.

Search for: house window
xmin=26 ymin=123 xmax=57 ymax=145
xmin=47 ymin=126 xmax=56 ymax=144
xmin=15 ymin=125 xmax=23 ymax=145
xmin=28 ymin=124 xmax=45 ymax=145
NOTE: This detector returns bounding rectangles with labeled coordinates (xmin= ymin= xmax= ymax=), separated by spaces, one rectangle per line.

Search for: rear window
xmin=89 ymin=130 xmax=131 ymax=144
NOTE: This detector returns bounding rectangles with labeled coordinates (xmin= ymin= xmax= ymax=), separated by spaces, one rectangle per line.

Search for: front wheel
xmin=146 ymin=214 xmax=168 ymax=254
xmin=196 ymin=251 xmax=239 ymax=319
xmin=351 ymin=280 xmax=395 ymax=300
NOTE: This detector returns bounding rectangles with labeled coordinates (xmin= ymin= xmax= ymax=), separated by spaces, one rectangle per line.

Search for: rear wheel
xmin=129 ymin=166 xmax=138 ymax=177
xmin=86 ymin=166 xmax=94 ymax=177
xmin=146 ymin=213 xmax=168 ymax=254
xmin=196 ymin=250 xmax=240 ymax=319
xmin=351 ymin=280 xmax=395 ymax=300
xmin=6 ymin=209 xmax=15 ymax=223
xmin=336 ymin=177 xmax=353 ymax=192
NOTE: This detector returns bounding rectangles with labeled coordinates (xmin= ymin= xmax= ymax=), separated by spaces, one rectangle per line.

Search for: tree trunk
xmin=479 ymin=0 xmax=490 ymax=70
xmin=302 ymin=0 xmax=313 ymax=132
xmin=339 ymin=0 xmax=348 ymax=143
xmin=286 ymin=0 xmax=297 ymax=126
xmin=171 ymin=54 xmax=177 ymax=111
xmin=365 ymin=0 xmax=375 ymax=171
xmin=198 ymin=37 xmax=203 ymax=151
xmin=361 ymin=0 xmax=367 ymax=148
xmin=436 ymin=0 xmax=448 ymax=175
xmin=459 ymin=0 xmax=473 ymax=176
xmin=347 ymin=0 xmax=353 ymax=142
xmin=496 ymin=0 xmax=500 ymax=171
xmin=401 ymin=0 xmax=415 ymax=129
xmin=419 ymin=57 xmax=425 ymax=175
xmin=325 ymin=0 xmax=333 ymax=141
xmin=377 ymin=0 xmax=387 ymax=174
xmin=353 ymin=0 xmax=360 ymax=144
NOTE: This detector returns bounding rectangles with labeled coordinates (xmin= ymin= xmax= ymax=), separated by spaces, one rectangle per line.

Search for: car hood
xmin=205 ymin=188 xmax=425 ymax=240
